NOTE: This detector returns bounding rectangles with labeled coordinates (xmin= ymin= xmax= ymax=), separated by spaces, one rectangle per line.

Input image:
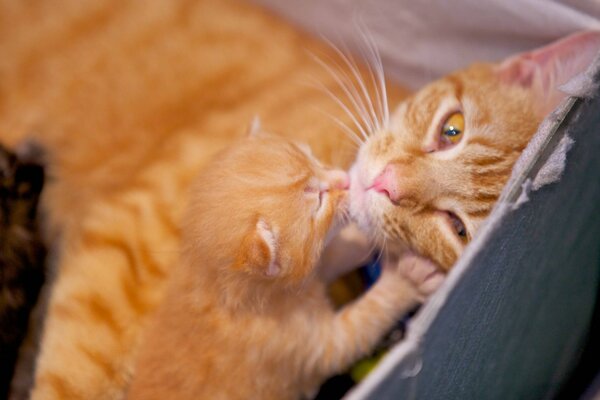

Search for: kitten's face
xmin=185 ymin=135 xmax=349 ymax=283
xmin=349 ymin=64 xmax=540 ymax=269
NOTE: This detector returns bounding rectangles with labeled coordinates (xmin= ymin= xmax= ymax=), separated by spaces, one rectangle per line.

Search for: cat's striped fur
xmin=1 ymin=0 xmax=597 ymax=398
xmin=0 ymin=1 xmax=405 ymax=398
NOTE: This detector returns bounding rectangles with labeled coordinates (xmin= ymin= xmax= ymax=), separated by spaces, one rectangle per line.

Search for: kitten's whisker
xmin=307 ymin=79 xmax=369 ymax=142
xmin=309 ymin=53 xmax=372 ymax=140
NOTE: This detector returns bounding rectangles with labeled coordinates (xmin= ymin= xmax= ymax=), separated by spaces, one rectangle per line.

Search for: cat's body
xmin=0 ymin=0 xmax=597 ymax=398
xmin=2 ymin=2 xmax=391 ymax=399
xmin=0 ymin=143 xmax=46 ymax=400
xmin=127 ymin=135 xmax=438 ymax=400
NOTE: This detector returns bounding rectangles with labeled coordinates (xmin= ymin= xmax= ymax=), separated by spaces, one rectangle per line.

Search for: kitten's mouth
xmin=443 ymin=211 xmax=468 ymax=241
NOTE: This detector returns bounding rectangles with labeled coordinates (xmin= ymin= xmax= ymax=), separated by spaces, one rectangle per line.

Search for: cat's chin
xmin=348 ymin=163 xmax=377 ymax=235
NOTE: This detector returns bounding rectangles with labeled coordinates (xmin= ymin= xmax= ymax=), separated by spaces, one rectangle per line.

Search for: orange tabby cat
xmin=3 ymin=2 xmax=402 ymax=399
xmin=348 ymin=31 xmax=600 ymax=270
xmin=126 ymin=134 xmax=441 ymax=400
xmin=0 ymin=0 xmax=596 ymax=397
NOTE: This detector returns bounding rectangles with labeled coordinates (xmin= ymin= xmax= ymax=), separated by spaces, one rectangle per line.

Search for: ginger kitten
xmin=127 ymin=134 xmax=441 ymax=400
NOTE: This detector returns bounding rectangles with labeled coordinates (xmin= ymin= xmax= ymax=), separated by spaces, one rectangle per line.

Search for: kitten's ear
xmin=246 ymin=115 xmax=262 ymax=137
xmin=496 ymin=31 xmax=600 ymax=113
xmin=236 ymin=218 xmax=280 ymax=277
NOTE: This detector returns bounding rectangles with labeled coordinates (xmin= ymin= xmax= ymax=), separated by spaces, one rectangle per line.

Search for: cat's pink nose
xmin=368 ymin=165 xmax=401 ymax=202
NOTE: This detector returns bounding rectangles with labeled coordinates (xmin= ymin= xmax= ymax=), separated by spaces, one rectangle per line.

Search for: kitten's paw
xmin=384 ymin=253 xmax=445 ymax=297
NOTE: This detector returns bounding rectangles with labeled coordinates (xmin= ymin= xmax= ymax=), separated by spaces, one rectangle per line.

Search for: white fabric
xmin=252 ymin=0 xmax=600 ymax=89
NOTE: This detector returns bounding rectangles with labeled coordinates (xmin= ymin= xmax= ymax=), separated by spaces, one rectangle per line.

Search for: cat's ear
xmin=496 ymin=31 xmax=600 ymax=113
xmin=245 ymin=115 xmax=262 ymax=137
xmin=236 ymin=218 xmax=280 ymax=277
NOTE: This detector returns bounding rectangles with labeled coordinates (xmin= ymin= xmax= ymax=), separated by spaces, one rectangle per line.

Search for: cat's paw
xmin=383 ymin=253 xmax=445 ymax=298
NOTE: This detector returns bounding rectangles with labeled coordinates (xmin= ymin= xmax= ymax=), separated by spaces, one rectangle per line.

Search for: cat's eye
xmin=440 ymin=112 xmax=464 ymax=146
xmin=447 ymin=211 xmax=468 ymax=241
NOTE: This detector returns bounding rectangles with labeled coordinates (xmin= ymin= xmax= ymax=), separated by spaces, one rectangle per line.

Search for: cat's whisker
xmin=315 ymin=109 xmax=363 ymax=147
xmin=353 ymin=21 xmax=389 ymax=131
xmin=363 ymin=230 xmax=382 ymax=265
xmin=335 ymin=39 xmax=381 ymax=133
xmin=353 ymin=22 xmax=385 ymax=132
xmin=319 ymin=39 xmax=380 ymax=135
xmin=307 ymin=79 xmax=369 ymax=142
xmin=359 ymin=25 xmax=389 ymax=130
xmin=309 ymin=53 xmax=373 ymax=139
xmin=374 ymin=236 xmax=387 ymax=267
xmin=340 ymin=208 xmax=352 ymax=225
xmin=310 ymin=50 xmax=375 ymax=133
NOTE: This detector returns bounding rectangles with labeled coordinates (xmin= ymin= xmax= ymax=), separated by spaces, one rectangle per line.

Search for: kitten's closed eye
xmin=305 ymin=171 xmax=349 ymax=216
xmin=304 ymin=182 xmax=324 ymax=212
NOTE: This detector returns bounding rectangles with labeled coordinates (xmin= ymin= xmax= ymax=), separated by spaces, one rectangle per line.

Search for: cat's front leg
xmin=316 ymin=253 xmax=444 ymax=376
xmin=318 ymin=223 xmax=372 ymax=283
xmin=30 ymin=204 xmax=174 ymax=400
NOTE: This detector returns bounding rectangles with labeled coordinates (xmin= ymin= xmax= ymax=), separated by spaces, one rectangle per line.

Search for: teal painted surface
xmin=367 ymin=90 xmax=600 ymax=399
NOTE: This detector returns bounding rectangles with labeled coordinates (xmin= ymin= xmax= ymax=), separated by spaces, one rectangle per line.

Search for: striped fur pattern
xmin=127 ymin=135 xmax=439 ymax=400
xmin=0 ymin=1 xmax=406 ymax=399
xmin=0 ymin=0 xmax=596 ymax=398
xmin=349 ymin=66 xmax=538 ymax=268
xmin=349 ymin=31 xmax=600 ymax=270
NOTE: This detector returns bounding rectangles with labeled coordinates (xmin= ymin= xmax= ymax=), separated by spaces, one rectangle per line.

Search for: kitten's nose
xmin=368 ymin=164 xmax=401 ymax=202
xmin=324 ymin=170 xmax=350 ymax=190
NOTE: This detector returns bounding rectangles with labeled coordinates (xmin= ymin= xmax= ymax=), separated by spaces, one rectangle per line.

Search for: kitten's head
xmin=184 ymin=134 xmax=349 ymax=284
xmin=350 ymin=31 xmax=600 ymax=270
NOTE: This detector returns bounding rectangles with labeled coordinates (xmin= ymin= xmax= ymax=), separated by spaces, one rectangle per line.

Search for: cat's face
xmin=185 ymin=134 xmax=349 ymax=283
xmin=349 ymin=31 xmax=600 ymax=270
xmin=349 ymin=64 xmax=538 ymax=268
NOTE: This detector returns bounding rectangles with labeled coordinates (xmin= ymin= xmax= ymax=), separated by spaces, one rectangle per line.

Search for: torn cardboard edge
xmin=505 ymin=51 xmax=600 ymax=208
xmin=346 ymin=54 xmax=600 ymax=400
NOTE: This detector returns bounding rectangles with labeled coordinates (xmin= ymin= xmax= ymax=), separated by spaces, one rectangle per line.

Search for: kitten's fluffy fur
xmin=0 ymin=143 xmax=46 ymax=399
xmin=127 ymin=135 xmax=437 ymax=400
xmin=1 ymin=0 xmax=597 ymax=398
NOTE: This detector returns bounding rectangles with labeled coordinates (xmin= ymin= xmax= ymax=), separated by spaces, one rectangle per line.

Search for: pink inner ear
xmin=497 ymin=31 xmax=600 ymax=96
xmin=255 ymin=219 xmax=280 ymax=277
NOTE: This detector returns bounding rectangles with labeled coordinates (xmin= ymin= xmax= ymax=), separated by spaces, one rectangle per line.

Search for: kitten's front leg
xmin=316 ymin=253 xmax=444 ymax=375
